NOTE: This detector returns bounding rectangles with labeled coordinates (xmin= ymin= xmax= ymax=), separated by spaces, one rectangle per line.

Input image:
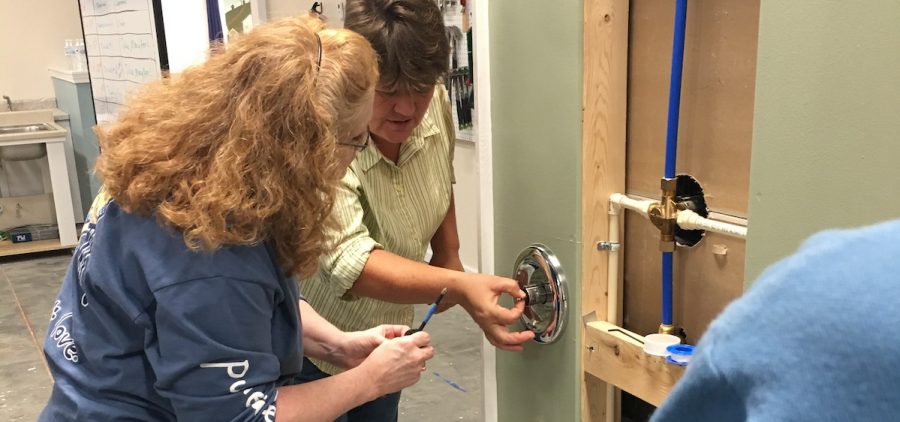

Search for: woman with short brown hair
xmin=300 ymin=1 xmax=533 ymax=420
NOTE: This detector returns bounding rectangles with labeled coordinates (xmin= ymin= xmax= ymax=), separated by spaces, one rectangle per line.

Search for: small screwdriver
xmin=404 ymin=287 xmax=448 ymax=336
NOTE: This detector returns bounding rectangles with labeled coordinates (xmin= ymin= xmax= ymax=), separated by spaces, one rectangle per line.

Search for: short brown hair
xmin=94 ymin=16 xmax=378 ymax=278
xmin=344 ymin=0 xmax=449 ymax=93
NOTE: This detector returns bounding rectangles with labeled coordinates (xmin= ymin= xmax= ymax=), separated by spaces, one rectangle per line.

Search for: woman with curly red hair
xmin=39 ymin=16 xmax=432 ymax=422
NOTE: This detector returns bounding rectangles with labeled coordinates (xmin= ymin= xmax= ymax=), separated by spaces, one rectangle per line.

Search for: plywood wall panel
xmin=626 ymin=0 xmax=760 ymax=217
xmin=675 ymin=232 xmax=745 ymax=341
xmin=623 ymin=216 xmax=744 ymax=342
xmin=623 ymin=0 xmax=759 ymax=340
xmin=623 ymin=216 xmax=663 ymax=337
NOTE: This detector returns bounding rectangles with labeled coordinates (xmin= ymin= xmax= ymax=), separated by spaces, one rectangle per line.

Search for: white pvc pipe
xmin=609 ymin=193 xmax=655 ymax=218
xmin=609 ymin=193 xmax=748 ymax=239
xmin=676 ymin=209 xmax=747 ymax=239
xmin=605 ymin=202 xmax=621 ymax=422
xmin=606 ymin=204 xmax=621 ymax=326
xmin=707 ymin=211 xmax=748 ymax=227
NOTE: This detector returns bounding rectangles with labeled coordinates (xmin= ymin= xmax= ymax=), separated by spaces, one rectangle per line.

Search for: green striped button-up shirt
xmin=301 ymin=85 xmax=456 ymax=375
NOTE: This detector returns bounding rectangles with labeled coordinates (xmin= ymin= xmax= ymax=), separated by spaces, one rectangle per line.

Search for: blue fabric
xmin=39 ymin=200 xmax=303 ymax=421
xmin=652 ymin=219 xmax=900 ymax=422
xmin=207 ymin=0 xmax=224 ymax=41
xmin=296 ymin=357 xmax=401 ymax=422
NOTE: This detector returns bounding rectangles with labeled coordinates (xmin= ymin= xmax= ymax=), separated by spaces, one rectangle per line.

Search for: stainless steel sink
xmin=0 ymin=123 xmax=53 ymax=134
xmin=0 ymin=123 xmax=54 ymax=160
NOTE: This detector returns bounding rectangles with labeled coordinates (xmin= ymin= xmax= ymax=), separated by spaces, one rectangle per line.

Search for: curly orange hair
xmin=94 ymin=16 xmax=378 ymax=278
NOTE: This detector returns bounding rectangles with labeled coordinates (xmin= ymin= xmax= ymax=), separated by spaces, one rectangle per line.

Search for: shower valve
xmin=513 ymin=244 xmax=568 ymax=344
xmin=648 ymin=178 xmax=678 ymax=252
xmin=523 ymin=282 xmax=553 ymax=306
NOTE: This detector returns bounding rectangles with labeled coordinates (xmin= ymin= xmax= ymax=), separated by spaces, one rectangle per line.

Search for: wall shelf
xmin=0 ymin=237 xmax=76 ymax=257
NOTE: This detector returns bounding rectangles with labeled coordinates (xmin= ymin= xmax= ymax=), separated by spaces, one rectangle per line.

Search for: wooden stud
xmin=582 ymin=0 xmax=629 ymax=421
xmin=584 ymin=321 xmax=685 ymax=407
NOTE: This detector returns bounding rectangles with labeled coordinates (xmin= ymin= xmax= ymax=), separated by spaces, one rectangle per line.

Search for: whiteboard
xmin=80 ymin=0 xmax=164 ymax=124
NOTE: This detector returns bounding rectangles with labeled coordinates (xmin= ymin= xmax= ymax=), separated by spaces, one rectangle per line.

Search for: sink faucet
xmin=2 ymin=95 xmax=11 ymax=112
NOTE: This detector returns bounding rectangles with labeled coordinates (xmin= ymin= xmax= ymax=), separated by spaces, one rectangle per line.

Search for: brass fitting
xmin=659 ymin=324 xmax=676 ymax=335
xmin=648 ymin=178 xmax=678 ymax=252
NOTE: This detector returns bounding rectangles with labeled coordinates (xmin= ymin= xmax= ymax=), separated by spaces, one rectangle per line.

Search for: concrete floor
xmin=0 ymin=251 xmax=483 ymax=421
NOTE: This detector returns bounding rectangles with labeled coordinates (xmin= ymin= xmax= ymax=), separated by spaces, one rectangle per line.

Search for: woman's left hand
xmin=335 ymin=325 xmax=409 ymax=369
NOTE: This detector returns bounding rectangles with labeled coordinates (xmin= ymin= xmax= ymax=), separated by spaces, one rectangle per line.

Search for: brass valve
xmin=659 ymin=324 xmax=676 ymax=335
xmin=648 ymin=177 xmax=678 ymax=252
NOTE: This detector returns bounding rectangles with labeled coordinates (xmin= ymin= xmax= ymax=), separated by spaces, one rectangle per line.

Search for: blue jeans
xmin=296 ymin=357 xmax=401 ymax=422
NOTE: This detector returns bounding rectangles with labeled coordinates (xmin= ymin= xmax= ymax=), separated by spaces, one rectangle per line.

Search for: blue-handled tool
xmin=405 ymin=287 xmax=448 ymax=336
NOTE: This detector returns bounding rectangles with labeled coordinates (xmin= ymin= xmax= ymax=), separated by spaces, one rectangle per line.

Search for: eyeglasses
xmin=338 ymin=132 xmax=370 ymax=151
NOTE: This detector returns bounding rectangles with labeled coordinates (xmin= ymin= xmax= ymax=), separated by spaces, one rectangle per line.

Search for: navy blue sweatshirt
xmin=40 ymin=200 xmax=304 ymax=421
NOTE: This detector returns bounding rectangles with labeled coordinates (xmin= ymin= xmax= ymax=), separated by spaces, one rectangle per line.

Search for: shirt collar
xmin=355 ymin=108 xmax=440 ymax=172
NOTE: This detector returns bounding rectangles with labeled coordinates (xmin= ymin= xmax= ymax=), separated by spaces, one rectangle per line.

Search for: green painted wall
xmin=746 ymin=2 xmax=900 ymax=284
xmin=490 ymin=1 xmax=583 ymax=421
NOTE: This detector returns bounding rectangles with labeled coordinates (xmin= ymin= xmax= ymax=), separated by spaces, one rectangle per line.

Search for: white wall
xmin=453 ymin=141 xmax=480 ymax=272
xmin=266 ymin=0 xmax=304 ymax=20
xmin=267 ymin=0 xmax=344 ymax=27
xmin=0 ymin=0 xmax=85 ymax=99
xmin=159 ymin=0 xmax=324 ymax=69
xmin=160 ymin=0 xmax=210 ymax=73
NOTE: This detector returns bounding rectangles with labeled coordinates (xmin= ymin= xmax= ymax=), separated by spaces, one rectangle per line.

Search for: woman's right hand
xmin=358 ymin=331 xmax=434 ymax=397
xmin=456 ymin=273 xmax=535 ymax=351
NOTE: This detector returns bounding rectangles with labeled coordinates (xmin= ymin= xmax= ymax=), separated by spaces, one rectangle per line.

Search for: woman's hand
xmin=333 ymin=325 xmax=408 ymax=370
xmin=357 ymin=331 xmax=434 ymax=397
xmin=457 ymin=274 xmax=535 ymax=351
xmin=457 ymin=274 xmax=534 ymax=352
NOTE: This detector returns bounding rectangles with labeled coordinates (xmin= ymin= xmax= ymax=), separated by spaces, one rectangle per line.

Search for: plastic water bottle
xmin=73 ymin=40 xmax=87 ymax=72
xmin=64 ymin=39 xmax=75 ymax=69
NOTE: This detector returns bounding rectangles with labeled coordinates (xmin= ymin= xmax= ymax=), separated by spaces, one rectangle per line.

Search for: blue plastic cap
xmin=666 ymin=344 xmax=695 ymax=356
xmin=665 ymin=356 xmax=688 ymax=366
